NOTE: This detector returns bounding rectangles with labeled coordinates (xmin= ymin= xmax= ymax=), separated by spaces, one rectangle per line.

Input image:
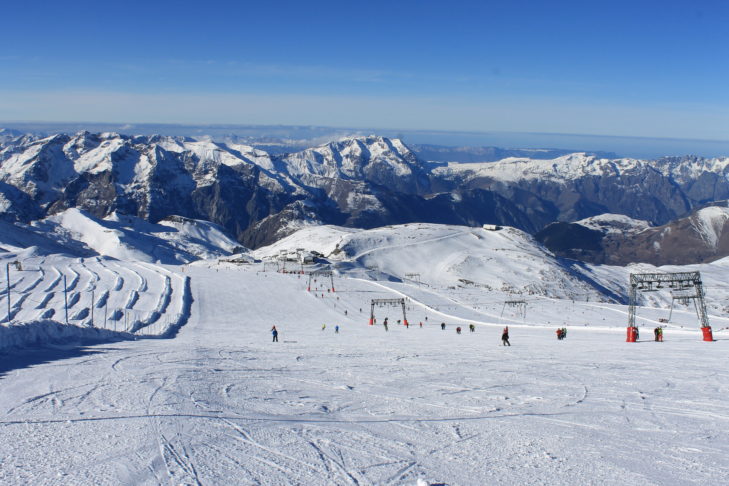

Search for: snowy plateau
xmin=2 ymin=208 xmax=729 ymax=485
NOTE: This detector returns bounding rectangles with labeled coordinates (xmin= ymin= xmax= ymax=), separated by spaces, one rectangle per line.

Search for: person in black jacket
xmin=501 ymin=326 xmax=510 ymax=346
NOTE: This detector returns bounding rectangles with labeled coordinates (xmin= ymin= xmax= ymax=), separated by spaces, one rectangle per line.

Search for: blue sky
xmin=1 ymin=0 xmax=728 ymax=140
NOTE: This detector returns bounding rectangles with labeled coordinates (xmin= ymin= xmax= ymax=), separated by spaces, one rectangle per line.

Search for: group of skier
xmin=271 ymin=320 xmax=516 ymax=344
xmin=454 ymin=324 xmax=478 ymax=335
xmin=272 ymin=315 xmax=670 ymax=346
xmin=654 ymin=326 xmax=664 ymax=342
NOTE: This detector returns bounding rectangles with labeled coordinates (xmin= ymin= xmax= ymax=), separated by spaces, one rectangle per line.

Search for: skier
xmin=556 ymin=328 xmax=563 ymax=340
xmin=469 ymin=324 xmax=475 ymax=333
xmin=322 ymin=323 xmax=326 ymax=331
xmin=271 ymin=326 xmax=279 ymax=342
xmin=441 ymin=322 xmax=446 ymax=330
xmin=384 ymin=321 xmax=389 ymax=331
xmin=658 ymin=327 xmax=663 ymax=342
xmin=562 ymin=327 xmax=567 ymax=339
xmin=456 ymin=326 xmax=461 ymax=334
xmin=344 ymin=310 xmax=348 ymax=316
xmin=335 ymin=325 xmax=340 ymax=334
xmin=654 ymin=327 xmax=660 ymax=342
xmin=419 ymin=321 xmax=423 ymax=328
xmin=501 ymin=326 xmax=511 ymax=346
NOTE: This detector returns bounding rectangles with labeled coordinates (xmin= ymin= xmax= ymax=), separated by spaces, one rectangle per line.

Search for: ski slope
xmin=2 ymin=263 xmax=729 ymax=485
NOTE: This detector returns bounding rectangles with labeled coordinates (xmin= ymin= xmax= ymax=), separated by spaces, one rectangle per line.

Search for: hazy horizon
xmin=2 ymin=121 xmax=729 ymax=159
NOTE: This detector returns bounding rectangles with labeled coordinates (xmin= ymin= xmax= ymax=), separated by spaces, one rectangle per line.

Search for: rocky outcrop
xmin=537 ymin=206 xmax=729 ymax=265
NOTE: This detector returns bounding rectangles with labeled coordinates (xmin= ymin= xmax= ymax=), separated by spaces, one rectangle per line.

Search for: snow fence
xmin=0 ymin=276 xmax=192 ymax=350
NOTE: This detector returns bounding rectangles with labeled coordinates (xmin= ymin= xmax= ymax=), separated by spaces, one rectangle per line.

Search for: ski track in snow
xmin=64 ymin=266 xmax=80 ymax=292
xmin=43 ymin=266 xmax=61 ymax=292
xmin=1 ymin=265 xmax=729 ymax=485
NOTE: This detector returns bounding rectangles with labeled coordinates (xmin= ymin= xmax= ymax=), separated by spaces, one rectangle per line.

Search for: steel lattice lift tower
xmin=369 ymin=298 xmax=408 ymax=326
xmin=627 ymin=271 xmax=712 ymax=342
xmin=307 ymin=270 xmax=335 ymax=292
xmin=501 ymin=300 xmax=527 ymax=320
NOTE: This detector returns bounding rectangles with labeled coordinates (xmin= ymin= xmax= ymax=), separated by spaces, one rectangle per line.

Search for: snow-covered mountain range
xmin=2 ymin=131 xmax=729 ymax=263
xmin=537 ymin=205 xmax=729 ymax=265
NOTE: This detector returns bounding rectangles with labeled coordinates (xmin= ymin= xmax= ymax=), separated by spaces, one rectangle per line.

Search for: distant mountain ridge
xmin=410 ymin=144 xmax=618 ymax=163
xmin=537 ymin=205 xmax=729 ymax=265
xmin=2 ymin=131 xmax=729 ymax=263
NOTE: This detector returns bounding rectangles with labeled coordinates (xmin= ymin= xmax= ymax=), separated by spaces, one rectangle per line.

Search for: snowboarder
xmin=335 ymin=325 xmax=340 ymax=334
xmin=502 ymin=326 xmax=510 ymax=346
xmin=456 ymin=326 xmax=461 ymax=334
xmin=271 ymin=326 xmax=278 ymax=342
xmin=441 ymin=322 xmax=446 ymax=330
xmin=469 ymin=324 xmax=475 ymax=333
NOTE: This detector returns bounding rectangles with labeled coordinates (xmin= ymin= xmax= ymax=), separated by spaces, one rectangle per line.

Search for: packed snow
xmin=2 ymin=222 xmax=729 ymax=485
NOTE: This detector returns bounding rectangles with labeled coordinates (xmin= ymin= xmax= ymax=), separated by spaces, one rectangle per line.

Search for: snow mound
xmin=0 ymin=320 xmax=133 ymax=351
xmin=576 ymin=213 xmax=652 ymax=234
xmin=257 ymin=222 xmax=614 ymax=300
xmin=252 ymin=225 xmax=362 ymax=260
xmin=31 ymin=209 xmax=242 ymax=263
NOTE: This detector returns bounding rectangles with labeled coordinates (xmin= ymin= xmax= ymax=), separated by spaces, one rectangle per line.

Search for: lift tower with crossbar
xmin=627 ymin=271 xmax=712 ymax=342
xmin=369 ymin=298 xmax=408 ymax=326
xmin=307 ymin=270 xmax=334 ymax=292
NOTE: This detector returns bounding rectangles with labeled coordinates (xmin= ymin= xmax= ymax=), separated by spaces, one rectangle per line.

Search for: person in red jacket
xmin=502 ymin=326 xmax=510 ymax=346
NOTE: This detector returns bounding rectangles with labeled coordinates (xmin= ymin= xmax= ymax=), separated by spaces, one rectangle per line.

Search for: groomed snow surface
xmin=2 ymin=224 xmax=729 ymax=485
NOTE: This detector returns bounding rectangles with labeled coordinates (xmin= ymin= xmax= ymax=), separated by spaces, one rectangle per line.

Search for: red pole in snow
xmin=626 ymin=326 xmax=638 ymax=342
xmin=701 ymin=326 xmax=714 ymax=341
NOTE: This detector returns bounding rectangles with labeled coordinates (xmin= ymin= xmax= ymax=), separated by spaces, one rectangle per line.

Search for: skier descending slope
xmin=502 ymin=326 xmax=511 ymax=346
xmin=271 ymin=325 xmax=279 ymax=342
